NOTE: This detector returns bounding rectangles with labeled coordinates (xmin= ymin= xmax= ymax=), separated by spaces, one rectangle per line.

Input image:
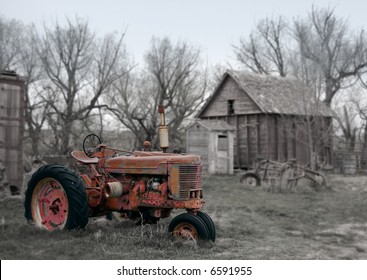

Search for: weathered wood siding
xmin=211 ymin=131 xmax=234 ymax=174
xmin=208 ymin=114 xmax=265 ymax=169
xmin=186 ymin=124 xmax=209 ymax=172
xmin=235 ymin=114 xmax=264 ymax=168
xmin=186 ymin=122 xmax=234 ymax=174
xmin=267 ymin=115 xmax=310 ymax=166
xmin=204 ymin=114 xmax=319 ymax=168
xmin=201 ymin=76 xmax=261 ymax=117
xmin=0 ymin=75 xmax=25 ymax=190
xmin=198 ymin=73 xmax=334 ymax=169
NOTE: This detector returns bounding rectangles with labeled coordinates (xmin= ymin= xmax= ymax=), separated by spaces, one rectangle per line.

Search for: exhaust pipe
xmin=158 ymin=105 xmax=169 ymax=152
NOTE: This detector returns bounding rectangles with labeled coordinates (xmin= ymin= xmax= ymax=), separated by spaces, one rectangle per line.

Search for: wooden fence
xmin=334 ymin=148 xmax=367 ymax=175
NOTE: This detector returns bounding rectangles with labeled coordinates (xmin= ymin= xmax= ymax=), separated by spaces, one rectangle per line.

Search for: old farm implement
xmin=240 ymin=159 xmax=327 ymax=191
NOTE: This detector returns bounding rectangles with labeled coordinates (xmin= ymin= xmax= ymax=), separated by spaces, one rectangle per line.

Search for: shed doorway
xmin=217 ymin=134 xmax=229 ymax=174
xmin=186 ymin=120 xmax=235 ymax=174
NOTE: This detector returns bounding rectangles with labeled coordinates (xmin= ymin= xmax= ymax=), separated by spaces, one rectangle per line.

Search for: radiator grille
xmin=179 ymin=165 xmax=202 ymax=199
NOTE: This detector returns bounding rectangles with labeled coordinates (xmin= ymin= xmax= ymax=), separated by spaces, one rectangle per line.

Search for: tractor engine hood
xmin=105 ymin=151 xmax=201 ymax=175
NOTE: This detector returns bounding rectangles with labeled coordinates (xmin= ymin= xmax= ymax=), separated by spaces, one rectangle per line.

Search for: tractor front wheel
xmin=168 ymin=213 xmax=210 ymax=241
xmin=197 ymin=211 xmax=216 ymax=242
xmin=24 ymin=164 xmax=89 ymax=231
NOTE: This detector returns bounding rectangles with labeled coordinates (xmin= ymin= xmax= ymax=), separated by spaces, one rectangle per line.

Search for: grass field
xmin=1 ymin=173 xmax=367 ymax=260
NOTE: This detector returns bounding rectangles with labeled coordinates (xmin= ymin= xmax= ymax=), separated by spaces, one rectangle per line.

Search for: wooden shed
xmin=197 ymin=70 xmax=335 ymax=169
xmin=186 ymin=119 xmax=235 ymax=174
xmin=0 ymin=71 xmax=26 ymax=192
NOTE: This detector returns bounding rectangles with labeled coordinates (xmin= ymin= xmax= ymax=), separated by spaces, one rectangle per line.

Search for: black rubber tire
xmin=24 ymin=164 xmax=89 ymax=230
xmin=197 ymin=211 xmax=216 ymax=242
xmin=168 ymin=213 xmax=210 ymax=240
xmin=240 ymin=172 xmax=261 ymax=187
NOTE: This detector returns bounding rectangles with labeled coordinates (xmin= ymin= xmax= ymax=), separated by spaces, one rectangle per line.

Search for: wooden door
xmin=216 ymin=134 xmax=229 ymax=173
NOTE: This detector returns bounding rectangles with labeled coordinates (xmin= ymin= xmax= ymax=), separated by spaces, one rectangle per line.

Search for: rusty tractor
xmin=24 ymin=106 xmax=215 ymax=242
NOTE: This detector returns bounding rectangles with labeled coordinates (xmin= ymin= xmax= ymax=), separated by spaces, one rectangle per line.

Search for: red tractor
xmin=24 ymin=106 xmax=215 ymax=241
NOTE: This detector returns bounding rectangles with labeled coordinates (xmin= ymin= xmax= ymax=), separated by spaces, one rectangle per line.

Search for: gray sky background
xmin=1 ymin=0 xmax=366 ymax=67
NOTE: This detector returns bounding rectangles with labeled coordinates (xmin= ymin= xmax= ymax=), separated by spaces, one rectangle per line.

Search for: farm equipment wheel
xmin=240 ymin=172 xmax=261 ymax=187
xmin=83 ymin=133 xmax=101 ymax=158
xmin=168 ymin=213 xmax=210 ymax=241
xmin=24 ymin=164 xmax=89 ymax=231
xmin=197 ymin=211 xmax=216 ymax=242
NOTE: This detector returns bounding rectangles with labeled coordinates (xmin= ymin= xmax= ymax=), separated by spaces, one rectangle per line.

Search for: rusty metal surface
xmin=25 ymin=105 xmax=215 ymax=242
xmin=168 ymin=164 xmax=202 ymax=200
xmin=71 ymin=151 xmax=99 ymax=164
xmin=71 ymin=129 xmax=204 ymax=221
xmin=241 ymin=159 xmax=328 ymax=190
xmin=74 ymin=148 xmax=204 ymax=218
xmin=105 ymin=153 xmax=200 ymax=175
xmin=106 ymin=192 xmax=205 ymax=213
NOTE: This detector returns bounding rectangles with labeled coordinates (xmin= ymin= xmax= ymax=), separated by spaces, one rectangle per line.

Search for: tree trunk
xmin=60 ymin=121 xmax=72 ymax=155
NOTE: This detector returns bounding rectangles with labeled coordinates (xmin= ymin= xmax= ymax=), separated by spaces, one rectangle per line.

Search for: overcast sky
xmin=1 ymin=0 xmax=366 ymax=68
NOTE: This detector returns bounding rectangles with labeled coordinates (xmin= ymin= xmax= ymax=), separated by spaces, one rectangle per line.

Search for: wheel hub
xmin=246 ymin=177 xmax=257 ymax=187
xmin=32 ymin=178 xmax=69 ymax=230
xmin=173 ymin=222 xmax=199 ymax=240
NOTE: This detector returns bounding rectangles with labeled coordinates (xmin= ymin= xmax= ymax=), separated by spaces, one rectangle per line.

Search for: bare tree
xmin=334 ymin=105 xmax=358 ymax=151
xmin=106 ymin=71 xmax=159 ymax=149
xmin=233 ymin=7 xmax=367 ymax=108
xmin=294 ymin=6 xmax=367 ymax=107
xmin=0 ymin=16 xmax=23 ymax=70
xmin=107 ymin=37 xmax=207 ymax=150
xmin=354 ymin=72 xmax=367 ymax=145
xmin=34 ymin=17 xmax=130 ymax=154
xmin=0 ymin=17 xmax=49 ymax=157
xmin=208 ymin=63 xmax=231 ymax=92
xmin=350 ymin=101 xmax=367 ymax=146
xmin=18 ymin=25 xmax=50 ymax=157
xmin=289 ymin=49 xmax=325 ymax=101
xmin=233 ymin=16 xmax=289 ymax=77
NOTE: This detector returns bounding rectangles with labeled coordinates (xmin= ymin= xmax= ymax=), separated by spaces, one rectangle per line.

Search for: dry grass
xmin=1 ymin=173 xmax=367 ymax=259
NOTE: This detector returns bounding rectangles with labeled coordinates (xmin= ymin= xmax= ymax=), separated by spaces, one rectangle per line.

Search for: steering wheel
xmin=83 ymin=134 xmax=102 ymax=158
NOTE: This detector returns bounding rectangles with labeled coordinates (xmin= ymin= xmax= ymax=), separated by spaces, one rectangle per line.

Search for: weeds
xmin=1 ymin=175 xmax=367 ymax=259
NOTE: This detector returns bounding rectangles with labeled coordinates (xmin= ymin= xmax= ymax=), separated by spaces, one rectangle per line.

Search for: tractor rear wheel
xmin=24 ymin=164 xmax=89 ymax=231
xmin=168 ymin=213 xmax=210 ymax=241
xmin=197 ymin=211 xmax=216 ymax=242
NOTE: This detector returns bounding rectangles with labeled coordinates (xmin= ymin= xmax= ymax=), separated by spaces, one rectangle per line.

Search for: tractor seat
xmin=71 ymin=151 xmax=99 ymax=164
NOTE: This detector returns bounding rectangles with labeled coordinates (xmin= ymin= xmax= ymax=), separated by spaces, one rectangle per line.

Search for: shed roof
xmin=187 ymin=119 xmax=236 ymax=131
xmin=198 ymin=70 xmax=335 ymax=117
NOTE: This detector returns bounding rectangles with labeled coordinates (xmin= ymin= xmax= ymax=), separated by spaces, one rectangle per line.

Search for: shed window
xmin=227 ymin=100 xmax=235 ymax=115
xmin=218 ymin=134 xmax=228 ymax=151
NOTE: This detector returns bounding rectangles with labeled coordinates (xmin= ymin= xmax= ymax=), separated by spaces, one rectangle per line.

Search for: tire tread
xmin=24 ymin=164 xmax=89 ymax=230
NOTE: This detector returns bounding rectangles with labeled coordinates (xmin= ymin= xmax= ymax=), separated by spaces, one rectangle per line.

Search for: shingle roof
xmin=187 ymin=120 xmax=236 ymax=131
xmin=199 ymin=70 xmax=335 ymax=117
